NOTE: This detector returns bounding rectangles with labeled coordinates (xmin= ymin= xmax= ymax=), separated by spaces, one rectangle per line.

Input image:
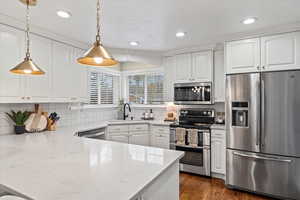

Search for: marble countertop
xmin=0 ymin=126 xmax=183 ymax=200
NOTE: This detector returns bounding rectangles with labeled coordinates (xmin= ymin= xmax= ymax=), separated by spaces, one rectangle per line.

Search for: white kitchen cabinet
xmin=214 ymin=50 xmax=225 ymax=102
xmin=24 ymin=35 xmax=52 ymax=102
xmin=129 ymin=132 xmax=150 ymax=146
xmin=163 ymin=56 xmax=176 ymax=102
xmin=151 ymin=133 xmax=170 ymax=149
xmin=0 ymin=24 xmax=25 ymax=103
xmin=52 ymin=41 xmax=80 ymax=102
xmin=211 ymin=129 xmax=226 ymax=175
xmin=71 ymin=48 xmax=88 ymax=102
xmin=150 ymin=125 xmax=170 ymax=149
xmin=175 ymin=53 xmax=192 ymax=82
xmin=225 ymin=38 xmax=260 ymax=74
xmin=261 ymin=32 xmax=300 ymax=72
xmin=191 ymin=51 xmax=213 ymax=82
xmin=109 ymin=135 xmax=129 ymax=143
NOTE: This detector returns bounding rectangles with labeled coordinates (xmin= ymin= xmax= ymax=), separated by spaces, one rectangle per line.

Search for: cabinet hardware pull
xmin=257 ymin=66 xmax=260 ymax=70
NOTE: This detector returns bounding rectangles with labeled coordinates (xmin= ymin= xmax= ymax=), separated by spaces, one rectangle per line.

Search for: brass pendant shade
xmin=77 ymin=41 xmax=118 ymax=66
xmin=77 ymin=0 xmax=118 ymax=67
xmin=10 ymin=0 xmax=45 ymax=75
xmin=10 ymin=56 xmax=45 ymax=75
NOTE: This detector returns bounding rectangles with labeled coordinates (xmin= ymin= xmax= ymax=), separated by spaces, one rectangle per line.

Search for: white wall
xmin=121 ymin=62 xmax=159 ymax=71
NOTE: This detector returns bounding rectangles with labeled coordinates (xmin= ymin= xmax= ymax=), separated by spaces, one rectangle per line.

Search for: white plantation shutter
xmin=89 ymin=72 xmax=99 ymax=104
xmin=89 ymin=71 xmax=120 ymax=105
xmin=128 ymin=75 xmax=145 ymax=104
xmin=147 ymin=74 xmax=164 ymax=104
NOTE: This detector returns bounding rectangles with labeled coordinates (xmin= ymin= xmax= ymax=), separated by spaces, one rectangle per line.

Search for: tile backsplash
xmin=0 ymin=103 xmax=118 ymax=136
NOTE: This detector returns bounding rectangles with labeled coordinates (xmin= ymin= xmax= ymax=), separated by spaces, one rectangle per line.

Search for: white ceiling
xmin=0 ymin=0 xmax=300 ymax=51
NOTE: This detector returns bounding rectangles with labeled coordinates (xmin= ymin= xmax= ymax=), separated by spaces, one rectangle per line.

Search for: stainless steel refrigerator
xmin=226 ymin=71 xmax=300 ymax=200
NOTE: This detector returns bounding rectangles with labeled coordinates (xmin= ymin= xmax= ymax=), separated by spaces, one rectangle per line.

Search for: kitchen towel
xmin=187 ymin=129 xmax=198 ymax=147
xmin=176 ymin=128 xmax=186 ymax=145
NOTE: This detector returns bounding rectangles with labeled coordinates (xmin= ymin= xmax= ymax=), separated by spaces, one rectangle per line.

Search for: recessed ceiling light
xmin=57 ymin=10 xmax=72 ymax=19
xmin=242 ymin=17 xmax=257 ymax=25
xmin=176 ymin=32 xmax=186 ymax=38
xmin=129 ymin=41 xmax=139 ymax=46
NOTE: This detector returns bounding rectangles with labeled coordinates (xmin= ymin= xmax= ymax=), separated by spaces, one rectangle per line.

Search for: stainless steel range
xmin=170 ymin=108 xmax=215 ymax=176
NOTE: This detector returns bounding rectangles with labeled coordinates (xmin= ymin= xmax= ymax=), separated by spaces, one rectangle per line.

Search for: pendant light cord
xmin=25 ymin=0 xmax=31 ymax=58
xmin=96 ymin=0 xmax=101 ymax=43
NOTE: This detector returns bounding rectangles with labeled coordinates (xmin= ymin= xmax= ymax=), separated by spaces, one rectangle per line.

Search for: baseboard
xmin=211 ymin=172 xmax=225 ymax=181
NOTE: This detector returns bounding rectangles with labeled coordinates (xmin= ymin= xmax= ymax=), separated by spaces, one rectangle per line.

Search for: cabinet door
xmin=24 ymin=35 xmax=52 ymax=102
xmin=214 ymin=50 xmax=225 ymax=102
xmin=211 ymin=130 xmax=226 ymax=174
xmin=109 ymin=135 xmax=129 ymax=143
xmin=52 ymin=41 xmax=73 ymax=102
xmin=151 ymin=133 xmax=169 ymax=149
xmin=129 ymin=133 xmax=149 ymax=146
xmin=0 ymin=24 xmax=25 ymax=102
xmin=71 ymin=48 xmax=88 ymax=102
xmin=175 ymin=54 xmax=191 ymax=82
xmin=261 ymin=32 xmax=300 ymax=72
xmin=191 ymin=51 xmax=213 ymax=82
xmin=163 ymin=57 xmax=176 ymax=102
xmin=226 ymin=38 xmax=260 ymax=74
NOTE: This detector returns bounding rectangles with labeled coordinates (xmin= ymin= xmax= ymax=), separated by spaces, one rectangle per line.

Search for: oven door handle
xmin=233 ymin=152 xmax=292 ymax=163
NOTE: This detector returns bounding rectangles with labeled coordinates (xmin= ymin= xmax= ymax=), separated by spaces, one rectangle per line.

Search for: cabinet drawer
xmin=212 ymin=130 xmax=225 ymax=138
xmin=108 ymin=125 xmax=129 ymax=133
xmin=129 ymin=124 xmax=148 ymax=132
xmin=151 ymin=126 xmax=169 ymax=134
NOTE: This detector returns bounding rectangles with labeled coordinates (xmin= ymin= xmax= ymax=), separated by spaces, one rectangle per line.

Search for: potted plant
xmin=5 ymin=110 xmax=30 ymax=135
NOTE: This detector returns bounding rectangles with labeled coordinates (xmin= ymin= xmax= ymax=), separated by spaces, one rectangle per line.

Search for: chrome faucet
xmin=123 ymin=103 xmax=132 ymax=120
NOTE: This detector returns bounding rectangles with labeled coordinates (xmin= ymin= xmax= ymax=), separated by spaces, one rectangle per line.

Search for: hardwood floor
xmin=180 ymin=173 xmax=273 ymax=200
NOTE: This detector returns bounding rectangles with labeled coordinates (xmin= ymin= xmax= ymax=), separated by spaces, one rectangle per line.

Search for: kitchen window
xmin=89 ymin=71 xmax=120 ymax=105
xmin=128 ymin=73 xmax=164 ymax=105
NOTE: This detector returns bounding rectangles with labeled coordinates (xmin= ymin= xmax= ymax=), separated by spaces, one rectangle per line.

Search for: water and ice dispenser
xmin=231 ymin=102 xmax=249 ymax=127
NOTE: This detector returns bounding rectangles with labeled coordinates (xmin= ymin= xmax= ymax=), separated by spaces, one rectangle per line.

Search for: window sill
xmin=70 ymin=104 xmax=119 ymax=110
xmin=130 ymin=104 xmax=167 ymax=108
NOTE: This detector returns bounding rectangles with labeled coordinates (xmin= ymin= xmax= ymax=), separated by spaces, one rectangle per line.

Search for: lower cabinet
xmin=211 ymin=129 xmax=226 ymax=175
xmin=129 ymin=132 xmax=150 ymax=146
xmin=107 ymin=124 xmax=170 ymax=149
xmin=109 ymin=134 xmax=129 ymax=143
xmin=151 ymin=133 xmax=169 ymax=149
xmin=150 ymin=125 xmax=170 ymax=149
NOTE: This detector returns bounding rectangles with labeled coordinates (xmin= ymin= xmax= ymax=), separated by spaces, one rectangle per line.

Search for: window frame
xmin=123 ymin=68 xmax=164 ymax=105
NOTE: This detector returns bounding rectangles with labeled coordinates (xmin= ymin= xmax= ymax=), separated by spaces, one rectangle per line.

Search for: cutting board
xmin=25 ymin=104 xmax=48 ymax=132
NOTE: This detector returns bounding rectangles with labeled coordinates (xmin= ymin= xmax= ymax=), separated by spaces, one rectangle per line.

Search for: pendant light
xmin=10 ymin=0 xmax=45 ymax=75
xmin=77 ymin=0 xmax=118 ymax=67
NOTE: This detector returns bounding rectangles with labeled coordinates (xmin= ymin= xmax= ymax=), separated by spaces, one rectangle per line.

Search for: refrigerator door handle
xmin=261 ymin=79 xmax=265 ymax=147
xmin=256 ymin=79 xmax=261 ymax=147
xmin=233 ymin=152 xmax=292 ymax=163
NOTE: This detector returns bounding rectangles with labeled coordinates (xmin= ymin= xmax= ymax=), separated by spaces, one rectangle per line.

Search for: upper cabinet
xmin=191 ymin=51 xmax=213 ymax=82
xmin=175 ymin=53 xmax=192 ymax=82
xmin=261 ymin=32 xmax=300 ymax=72
xmin=225 ymin=38 xmax=260 ymax=74
xmin=163 ymin=56 xmax=176 ymax=102
xmin=24 ymin=35 xmax=52 ymax=102
xmin=226 ymin=32 xmax=300 ymax=74
xmin=174 ymin=51 xmax=213 ymax=83
xmin=0 ymin=23 xmax=88 ymax=103
xmin=0 ymin=24 xmax=25 ymax=103
xmin=214 ymin=51 xmax=225 ymax=102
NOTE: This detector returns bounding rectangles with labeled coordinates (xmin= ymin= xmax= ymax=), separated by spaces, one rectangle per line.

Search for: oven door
xmin=174 ymin=82 xmax=212 ymax=105
xmin=176 ymin=145 xmax=211 ymax=176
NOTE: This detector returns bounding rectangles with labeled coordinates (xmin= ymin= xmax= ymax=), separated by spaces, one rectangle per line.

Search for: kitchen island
xmin=0 ymin=128 xmax=183 ymax=200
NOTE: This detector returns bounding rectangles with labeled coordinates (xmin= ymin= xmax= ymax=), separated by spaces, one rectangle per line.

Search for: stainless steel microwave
xmin=174 ymin=82 xmax=213 ymax=105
